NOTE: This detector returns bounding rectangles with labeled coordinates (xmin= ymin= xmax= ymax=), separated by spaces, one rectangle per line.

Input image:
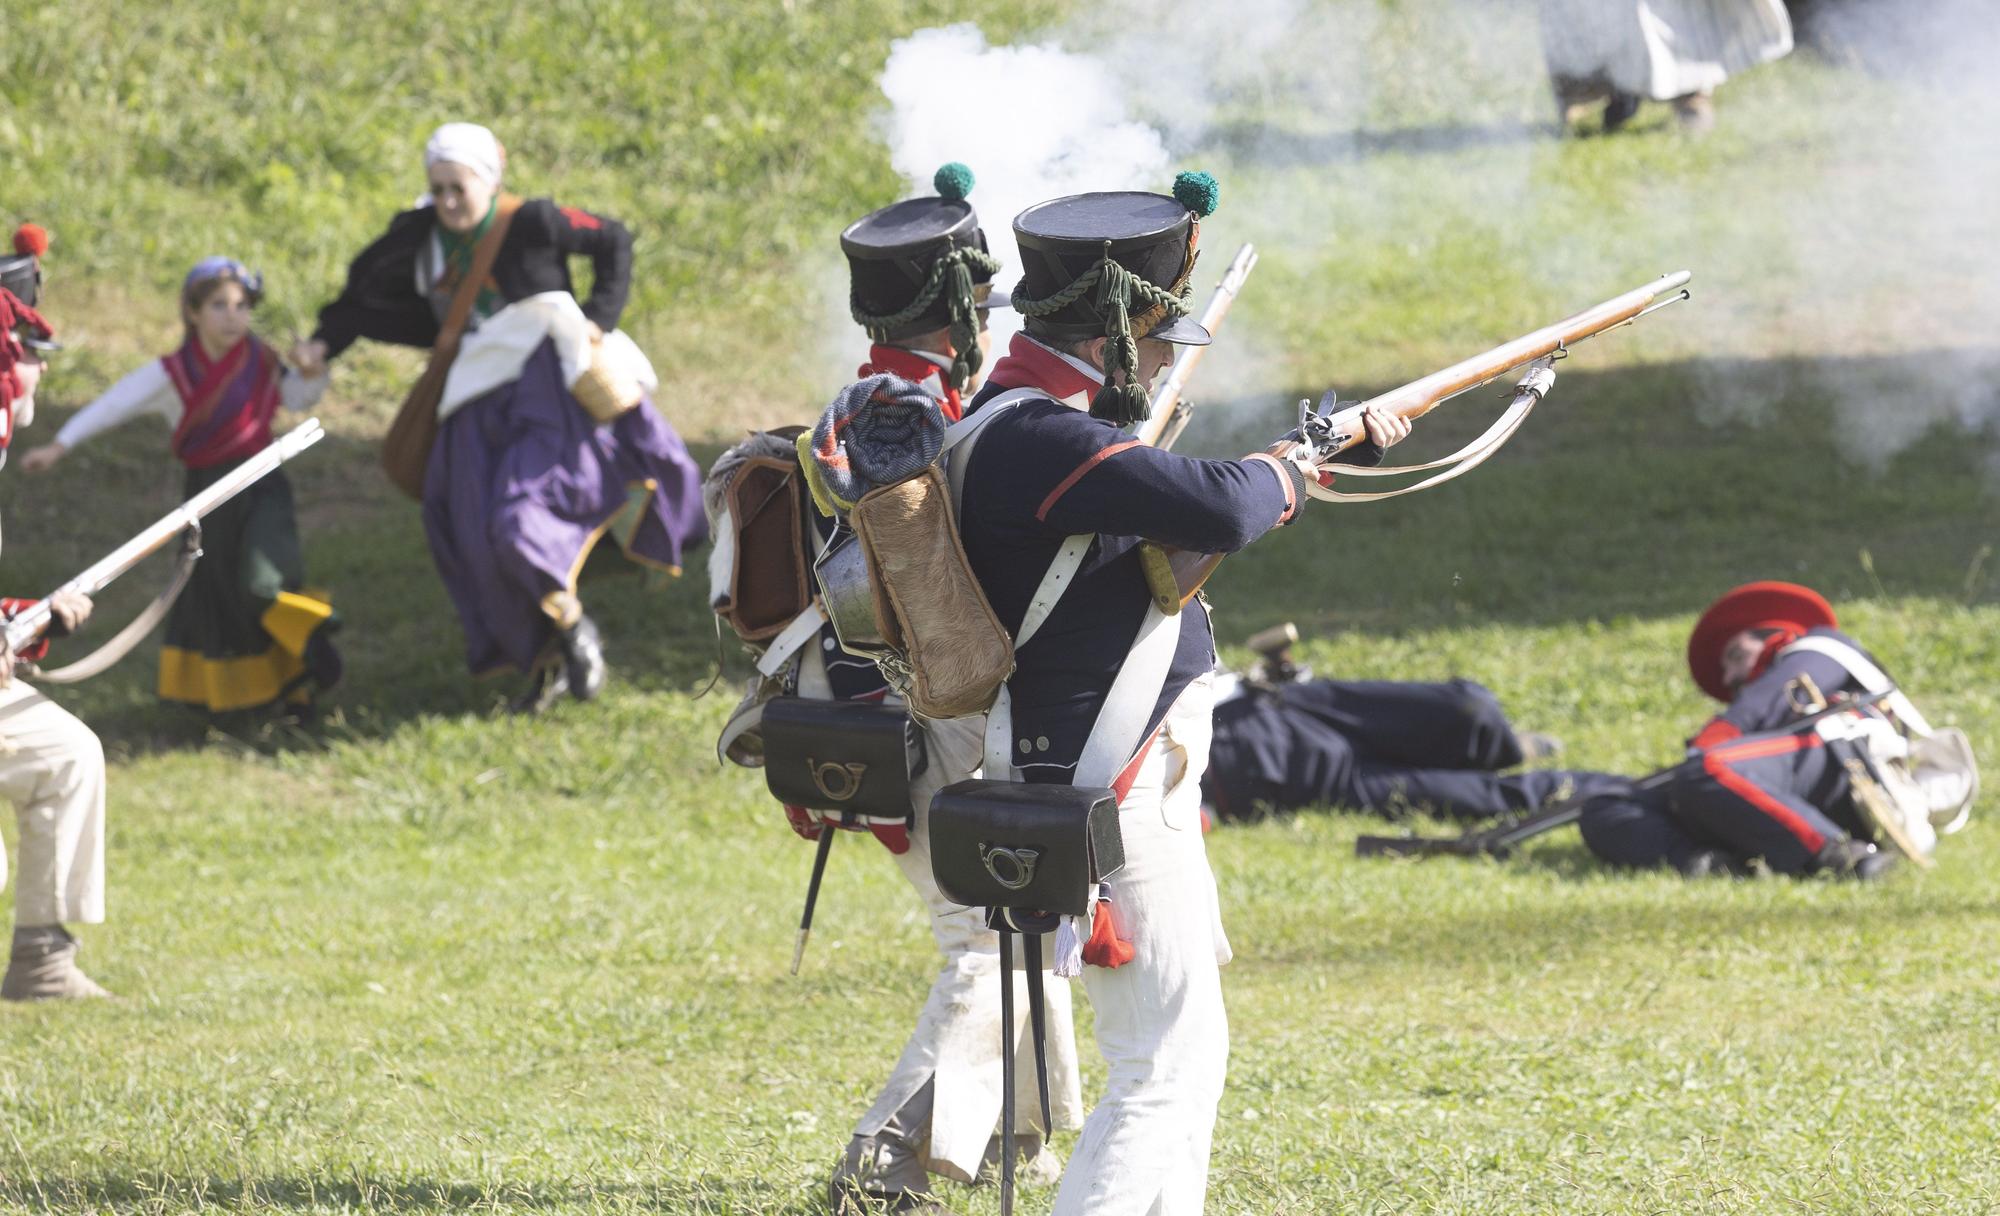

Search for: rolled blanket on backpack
xmin=807 ymin=373 xmax=948 ymax=510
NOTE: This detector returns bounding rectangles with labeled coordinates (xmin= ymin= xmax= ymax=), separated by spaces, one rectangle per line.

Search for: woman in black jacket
xmin=295 ymin=123 xmax=704 ymax=711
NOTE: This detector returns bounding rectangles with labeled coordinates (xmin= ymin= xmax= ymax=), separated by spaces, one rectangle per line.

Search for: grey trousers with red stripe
xmin=1579 ymin=734 xmax=1860 ymax=875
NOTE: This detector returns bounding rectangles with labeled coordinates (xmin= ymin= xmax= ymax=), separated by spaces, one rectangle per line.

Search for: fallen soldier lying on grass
xmin=1309 ymin=583 xmax=1978 ymax=880
xmin=1198 ymin=622 xmax=1617 ymax=825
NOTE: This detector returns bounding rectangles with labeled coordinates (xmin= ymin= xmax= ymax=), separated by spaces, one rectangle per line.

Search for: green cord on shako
xmin=1008 ymin=169 xmax=1220 ymax=426
xmin=841 ymin=162 xmax=1008 ymax=395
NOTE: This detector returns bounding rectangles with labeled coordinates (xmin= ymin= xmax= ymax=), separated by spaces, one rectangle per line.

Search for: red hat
xmin=1686 ymin=581 xmax=1837 ymax=702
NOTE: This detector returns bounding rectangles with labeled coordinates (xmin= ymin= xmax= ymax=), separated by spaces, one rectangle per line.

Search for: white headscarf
xmin=423 ymin=122 xmax=505 ymax=188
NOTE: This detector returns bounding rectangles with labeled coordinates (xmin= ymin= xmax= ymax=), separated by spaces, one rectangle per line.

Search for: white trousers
xmin=0 ymin=681 xmax=107 ymax=926
xmin=795 ymin=647 xmax=1083 ymax=1184
xmin=855 ymin=710 xmax=1084 ymax=1183
xmin=1054 ymin=673 xmax=1229 ymax=1216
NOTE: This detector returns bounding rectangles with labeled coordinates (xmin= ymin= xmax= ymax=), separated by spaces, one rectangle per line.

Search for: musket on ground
xmin=4 ymin=419 xmax=328 ymax=680
xmin=1150 ymin=272 xmax=1693 ymax=611
xmin=1353 ymin=765 xmax=1686 ymax=861
xmin=1352 ymin=693 xmax=1892 ymax=862
xmin=1135 ymin=242 xmax=1260 ymax=451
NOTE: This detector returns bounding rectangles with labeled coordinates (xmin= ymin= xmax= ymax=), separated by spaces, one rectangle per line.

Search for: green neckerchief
xmin=436 ymin=198 xmax=502 ymax=320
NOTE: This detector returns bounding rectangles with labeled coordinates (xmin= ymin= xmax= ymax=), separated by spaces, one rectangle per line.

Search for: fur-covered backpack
xmin=799 ymin=374 xmax=1013 ymax=720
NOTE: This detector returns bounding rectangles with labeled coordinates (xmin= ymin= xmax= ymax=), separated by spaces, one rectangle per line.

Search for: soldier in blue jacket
xmin=950 ymin=172 xmax=1410 ymax=1215
xmin=1200 ymin=658 xmax=1618 ymax=824
xmin=1577 ymin=581 xmax=1905 ymax=879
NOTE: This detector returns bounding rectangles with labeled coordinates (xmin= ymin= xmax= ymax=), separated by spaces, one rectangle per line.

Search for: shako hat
xmin=1009 ymin=170 xmax=1219 ymax=425
xmin=1686 ymin=580 xmax=1837 ymax=702
xmin=2 ymin=224 xmax=58 ymax=353
xmin=843 ymin=162 xmax=1005 ymax=391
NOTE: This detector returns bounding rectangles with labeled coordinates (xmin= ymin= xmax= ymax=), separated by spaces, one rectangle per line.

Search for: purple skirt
xmin=422 ymin=341 xmax=705 ymax=675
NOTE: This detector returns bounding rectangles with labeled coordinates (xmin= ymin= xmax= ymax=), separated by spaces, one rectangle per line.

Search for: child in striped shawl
xmin=21 ymin=257 xmax=342 ymax=716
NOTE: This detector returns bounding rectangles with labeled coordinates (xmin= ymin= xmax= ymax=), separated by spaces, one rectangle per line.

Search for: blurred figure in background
xmin=295 ymin=122 xmax=705 ymax=713
xmin=1199 ymin=624 xmax=1603 ymax=825
xmin=1541 ymin=0 xmax=1795 ymax=133
xmin=21 ymin=257 xmax=340 ymax=719
xmin=0 ymin=224 xmax=111 ymax=1001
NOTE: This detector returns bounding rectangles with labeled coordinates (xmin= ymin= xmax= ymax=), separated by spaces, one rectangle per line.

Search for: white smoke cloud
xmin=846 ymin=1 xmax=2000 ymax=469
xmin=876 ymin=23 xmax=1174 ymax=349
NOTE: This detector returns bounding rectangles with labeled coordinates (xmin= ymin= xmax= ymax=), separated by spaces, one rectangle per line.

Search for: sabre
xmin=1136 ymin=242 xmax=1259 ymax=450
xmin=791 ymin=827 xmax=835 ymax=975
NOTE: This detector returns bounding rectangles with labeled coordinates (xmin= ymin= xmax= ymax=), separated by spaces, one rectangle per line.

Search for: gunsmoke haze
xmin=840 ymin=0 xmax=1999 ymax=471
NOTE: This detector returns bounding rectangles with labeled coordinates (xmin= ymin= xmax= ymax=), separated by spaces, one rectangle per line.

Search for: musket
xmin=1296 ymin=271 xmax=1692 ymax=471
xmin=1352 ymin=691 xmax=1891 ymax=862
xmin=1353 ymin=765 xmax=1686 ymax=861
xmin=4 ymin=419 xmax=327 ymax=667
xmin=1149 ymin=272 xmax=1693 ymax=611
xmin=1136 ymin=242 xmax=1259 ymax=451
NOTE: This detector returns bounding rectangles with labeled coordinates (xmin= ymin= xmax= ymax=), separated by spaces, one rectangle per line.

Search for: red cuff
xmin=1689 ymin=718 xmax=1742 ymax=751
xmin=0 ymin=598 xmax=47 ymax=662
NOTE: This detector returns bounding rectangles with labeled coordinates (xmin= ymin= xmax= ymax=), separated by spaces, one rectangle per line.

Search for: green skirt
xmin=158 ymin=461 xmax=338 ymax=712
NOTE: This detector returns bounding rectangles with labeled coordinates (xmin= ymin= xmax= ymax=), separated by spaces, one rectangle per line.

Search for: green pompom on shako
xmin=1172 ymin=170 xmax=1220 ymax=218
xmin=933 ymin=161 xmax=975 ymax=202
xmin=1007 ymin=177 xmax=1217 ymax=428
xmin=841 ymin=164 xmax=1006 ymax=391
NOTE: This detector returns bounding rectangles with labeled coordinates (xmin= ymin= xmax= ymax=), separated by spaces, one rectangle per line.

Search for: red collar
xmin=982 ymin=333 xmax=1101 ymax=405
xmin=857 ymin=344 xmax=963 ymax=421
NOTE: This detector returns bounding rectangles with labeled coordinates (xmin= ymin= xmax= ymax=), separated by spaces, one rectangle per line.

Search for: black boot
xmin=509 ymin=662 xmax=570 ymax=715
xmin=1603 ymin=92 xmax=1642 ymax=132
xmin=304 ymin=632 xmax=345 ymax=691
xmin=557 ymin=613 xmax=606 ymax=703
xmin=1812 ymin=838 xmax=1898 ymax=881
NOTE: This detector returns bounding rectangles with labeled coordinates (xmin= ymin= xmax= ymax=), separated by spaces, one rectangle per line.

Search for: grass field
xmin=4 ymin=2 xmax=2000 ymax=1213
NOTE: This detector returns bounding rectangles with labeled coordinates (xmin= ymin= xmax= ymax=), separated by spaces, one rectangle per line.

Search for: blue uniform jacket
xmin=957 ymin=336 xmax=1296 ymax=782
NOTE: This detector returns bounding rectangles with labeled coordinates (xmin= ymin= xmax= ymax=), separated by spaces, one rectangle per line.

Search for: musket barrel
xmin=1355 ymin=272 xmax=1690 ymax=424
xmin=4 ymin=420 xmax=326 ymax=652
xmin=1138 ymin=243 xmax=1259 ymax=449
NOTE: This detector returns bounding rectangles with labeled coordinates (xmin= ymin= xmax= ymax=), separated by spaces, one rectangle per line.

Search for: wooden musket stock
xmin=1154 ymin=271 xmax=1693 ymax=609
xmin=1313 ymin=270 xmax=1692 ymax=456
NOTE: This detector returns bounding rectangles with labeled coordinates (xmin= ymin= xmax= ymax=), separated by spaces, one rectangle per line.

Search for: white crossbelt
xmin=1780 ymin=634 xmax=1932 ymax=736
xmin=947 ymin=389 xmax=1178 ymax=786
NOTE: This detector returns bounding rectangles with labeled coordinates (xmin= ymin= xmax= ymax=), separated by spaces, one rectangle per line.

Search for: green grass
xmin=5 ymin=2 xmax=2000 ymax=1213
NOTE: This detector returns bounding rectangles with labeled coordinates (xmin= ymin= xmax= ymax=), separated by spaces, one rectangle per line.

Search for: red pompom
xmin=13 ymin=224 xmax=49 ymax=258
xmin=1082 ymin=896 xmax=1135 ymax=969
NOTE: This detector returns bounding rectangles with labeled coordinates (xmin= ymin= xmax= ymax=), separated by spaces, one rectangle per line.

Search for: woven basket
xmin=572 ymin=335 xmax=643 ymax=423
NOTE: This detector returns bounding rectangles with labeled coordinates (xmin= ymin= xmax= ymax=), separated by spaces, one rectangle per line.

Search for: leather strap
xmin=997 ymin=927 xmax=1018 ymax=1216
xmin=430 ymin=196 xmax=523 ymax=369
xmin=27 ymin=526 xmax=202 ymax=685
xmin=942 ymin=387 xmax=1043 ymax=515
xmin=1781 ymin=635 xmax=1932 ymax=736
xmin=1025 ymin=933 xmax=1051 ymax=1133
xmin=1305 ymin=365 xmax=1550 ymax=503
xmin=1073 ymin=600 xmax=1180 ymax=788
xmin=1016 ymin=535 xmax=1091 ymax=650
xmin=756 ymin=603 xmax=826 ymax=678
